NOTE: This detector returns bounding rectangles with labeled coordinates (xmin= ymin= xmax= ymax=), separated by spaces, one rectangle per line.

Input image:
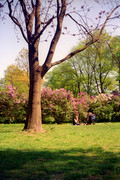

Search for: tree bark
xmin=23 ymin=0 xmax=67 ymax=132
xmin=24 ymin=44 xmax=43 ymax=132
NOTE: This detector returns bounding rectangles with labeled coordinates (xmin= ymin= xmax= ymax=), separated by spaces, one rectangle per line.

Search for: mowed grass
xmin=0 ymin=123 xmax=120 ymax=180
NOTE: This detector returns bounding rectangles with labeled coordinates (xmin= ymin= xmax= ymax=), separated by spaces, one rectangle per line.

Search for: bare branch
xmin=51 ymin=42 xmax=92 ymax=67
xmin=19 ymin=0 xmax=36 ymax=41
xmin=33 ymin=15 xmax=55 ymax=44
xmin=0 ymin=1 xmax=7 ymax=7
xmin=6 ymin=0 xmax=30 ymax=44
xmin=41 ymin=0 xmax=67 ymax=76
xmin=35 ymin=0 xmax=41 ymax=36
xmin=66 ymin=13 xmax=94 ymax=41
xmin=51 ymin=5 xmax=120 ymax=67
xmin=57 ymin=0 xmax=60 ymax=18
xmin=19 ymin=0 xmax=29 ymax=19
xmin=43 ymin=0 xmax=53 ymax=26
xmin=28 ymin=4 xmax=35 ymax=38
xmin=109 ymin=15 xmax=120 ymax=20
xmin=19 ymin=0 xmax=36 ymax=42
xmin=99 ymin=5 xmax=120 ymax=35
xmin=31 ymin=0 xmax=34 ymax=8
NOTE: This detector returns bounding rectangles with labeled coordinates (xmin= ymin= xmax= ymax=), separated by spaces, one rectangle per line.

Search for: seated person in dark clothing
xmin=91 ymin=113 xmax=96 ymax=125
xmin=86 ymin=111 xmax=96 ymax=125
xmin=86 ymin=112 xmax=93 ymax=125
xmin=73 ymin=115 xmax=80 ymax=125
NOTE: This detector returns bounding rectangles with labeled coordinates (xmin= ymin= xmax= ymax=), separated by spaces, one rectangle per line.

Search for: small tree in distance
xmin=0 ymin=0 xmax=120 ymax=132
xmin=15 ymin=48 xmax=29 ymax=77
xmin=4 ymin=64 xmax=29 ymax=94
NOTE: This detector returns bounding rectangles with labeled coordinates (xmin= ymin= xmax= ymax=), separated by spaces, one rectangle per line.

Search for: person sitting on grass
xmin=86 ymin=111 xmax=96 ymax=125
xmin=86 ymin=112 xmax=92 ymax=125
xmin=73 ymin=115 xmax=80 ymax=125
xmin=91 ymin=113 xmax=96 ymax=125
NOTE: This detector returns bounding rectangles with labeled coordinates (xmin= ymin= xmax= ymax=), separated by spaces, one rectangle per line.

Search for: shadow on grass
xmin=0 ymin=147 xmax=120 ymax=180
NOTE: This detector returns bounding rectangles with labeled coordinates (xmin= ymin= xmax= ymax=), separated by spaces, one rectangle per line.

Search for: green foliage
xmin=109 ymin=36 xmax=120 ymax=90
xmin=45 ymin=62 xmax=78 ymax=95
xmin=110 ymin=94 xmax=120 ymax=121
xmin=4 ymin=64 xmax=29 ymax=94
xmin=94 ymin=104 xmax=113 ymax=122
xmin=90 ymin=93 xmax=120 ymax=122
xmin=43 ymin=116 xmax=55 ymax=124
xmin=45 ymin=33 xmax=119 ymax=95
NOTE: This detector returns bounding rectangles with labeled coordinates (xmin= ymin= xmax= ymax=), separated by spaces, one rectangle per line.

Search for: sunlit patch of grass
xmin=0 ymin=123 xmax=120 ymax=179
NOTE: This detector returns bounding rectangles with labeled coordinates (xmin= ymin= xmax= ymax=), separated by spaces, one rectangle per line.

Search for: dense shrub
xmin=73 ymin=92 xmax=90 ymax=122
xmin=41 ymin=88 xmax=91 ymax=123
xmin=0 ymin=85 xmax=119 ymax=124
xmin=89 ymin=93 xmax=120 ymax=122
xmin=110 ymin=94 xmax=120 ymax=121
xmin=41 ymin=87 xmax=74 ymax=123
xmin=0 ymin=85 xmax=28 ymax=123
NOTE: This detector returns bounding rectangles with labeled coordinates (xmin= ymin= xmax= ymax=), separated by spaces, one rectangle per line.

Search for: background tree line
xmin=45 ymin=33 xmax=120 ymax=96
xmin=0 ymin=33 xmax=120 ymax=97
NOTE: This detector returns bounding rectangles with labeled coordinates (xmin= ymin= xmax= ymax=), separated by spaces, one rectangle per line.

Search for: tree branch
xmin=43 ymin=0 xmax=53 ymax=26
xmin=33 ymin=15 xmax=55 ymax=44
xmin=51 ymin=41 xmax=93 ymax=67
xmin=19 ymin=0 xmax=29 ymax=20
xmin=34 ymin=0 xmax=41 ymax=36
xmin=6 ymin=0 xmax=30 ymax=44
xmin=31 ymin=0 xmax=34 ymax=8
xmin=66 ymin=13 xmax=94 ymax=41
xmin=107 ymin=42 xmax=116 ymax=60
xmin=99 ymin=5 xmax=120 ymax=35
xmin=51 ymin=5 xmax=120 ymax=68
xmin=19 ymin=0 xmax=35 ymax=41
xmin=41 ymin=0 xmax=67 ymax=77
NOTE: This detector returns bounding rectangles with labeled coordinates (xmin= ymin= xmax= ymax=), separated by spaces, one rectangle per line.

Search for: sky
xmin=0 ymin=0 xmax=120 ymax=79
xmin=0 ymin=13 xmax=79 ymax=78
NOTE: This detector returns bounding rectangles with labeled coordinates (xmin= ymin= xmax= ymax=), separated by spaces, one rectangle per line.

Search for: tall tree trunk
xmin=24 ymin=44 xmax=43 ymax=132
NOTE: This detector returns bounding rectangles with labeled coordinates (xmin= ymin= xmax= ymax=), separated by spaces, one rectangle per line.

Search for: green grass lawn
xmin=0 ymin=123 xmax=120 ymax=180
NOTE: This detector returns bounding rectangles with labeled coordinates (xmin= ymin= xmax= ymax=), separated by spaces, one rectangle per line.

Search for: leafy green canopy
xmin=45 ymin=33 xmax=119 ymax=95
